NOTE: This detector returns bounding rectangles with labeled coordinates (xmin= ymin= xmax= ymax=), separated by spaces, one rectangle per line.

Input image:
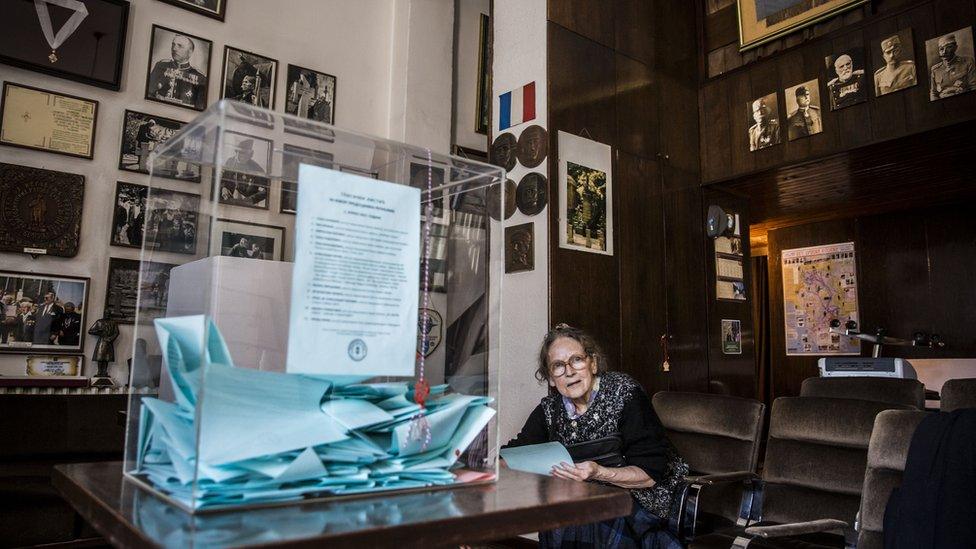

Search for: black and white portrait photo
xmin=784 ymin=79 xmax=823 ymax=141
xmin=111 ymin=182 xmax=148 ymax=249
xmin=145 ymin=25 xmax=212 ymax=111
xmin=926 ymin=26 xmax=976 ymax=101
xmin=825 ymin=48 xmax=868 ymax=110
xmin=144 ymin=189 xmax=200 ymax=255
xmin=873 ymin=29 xmax=918 ymax=97
xmin=215 ymin=132 xmax=273 ymax=210
xmin=0 ymin=271 xmax=88 ymax=352
xmin=281 ymin=144 xmax=334 ymax=214
xmin=119 ymin=110 xmax=200 ymax=182
xmin=209 ymin=219 xmax=284 ymax=261
xmin=221 ymin=46 xmax=278 ymax=108
xmin=747 ymin=93 xmax=781 ymax=151
xmin=158 ymin=0 xmax=226 ymax=21
xmin=104 ymin=259 xmax=175 ymax=325
xmin=285 ymin=64 xmax=337 ymax=124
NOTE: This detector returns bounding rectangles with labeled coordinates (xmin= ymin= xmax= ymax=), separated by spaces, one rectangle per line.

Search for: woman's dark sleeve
xmin=620 ymin=389 xmax=670 ymax=482
xmin=502 ymin=403 xmax=549 ymax=448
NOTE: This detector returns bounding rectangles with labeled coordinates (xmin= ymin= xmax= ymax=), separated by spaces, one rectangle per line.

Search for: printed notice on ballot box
xmin=287 ymin=165 xmax=420 ymax=376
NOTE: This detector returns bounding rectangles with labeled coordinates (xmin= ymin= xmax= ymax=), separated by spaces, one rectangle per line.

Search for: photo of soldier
xmin=784 ymin=80 xmax=823 ymax=140
xmin=873 ymin=30 xmax=918 ymax=96
xmin=145 ymin=26 xmax=212 ymax=111
xmin=926 ymin=27 xmax=976 ymax=101
xmin=825 ymin=48 xmax=868 ymax=110
xmin=747 ymin=93 xmax=781 ymax=151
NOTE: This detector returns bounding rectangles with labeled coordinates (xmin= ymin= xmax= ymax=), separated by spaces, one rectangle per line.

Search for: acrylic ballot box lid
xmin=122 ymin=100 xmax=505 ymax=513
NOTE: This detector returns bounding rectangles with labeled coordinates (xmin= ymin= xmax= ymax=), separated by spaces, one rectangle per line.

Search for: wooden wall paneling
xmin=703 ymin=187 xmax=758 ymax=398
xmin=548 ymin=0 xmax=614 ymax=48
xmin=899 ymin=4 xmax=944 ymax=132
xmin=616 ymin=152 xmax=668 ymax=392
xmin=655 ymin=0 xmax=702 ymax=176
xmin=701 ymin=79 xmax=733 ymax=181
xmin=547 ymin=22 xmax=622 ymax=370
xmin=615 ymin=52 xmax=657 ymax=160
xmin=730 ymin=72 xmax=757 ymax=175
xmin=922 ymin=205 xmax=976 ymax=357
xmin=704 ymin=4 xmax=738 ymax=52
xmin=867 ymin=15 xmax=910 ymax=138
xmin=767 ymin=219 xmax=856 ymax=400
xmin=615 ymin=0 xmax=654 ymax=65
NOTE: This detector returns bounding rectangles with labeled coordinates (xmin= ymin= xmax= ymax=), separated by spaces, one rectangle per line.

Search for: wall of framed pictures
xmin=0 ymin=0 xmax=420 ymax=381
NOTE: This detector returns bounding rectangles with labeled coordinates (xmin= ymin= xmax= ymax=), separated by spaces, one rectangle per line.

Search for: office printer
xmin=818 ymin=319 xmax=944 ymax=379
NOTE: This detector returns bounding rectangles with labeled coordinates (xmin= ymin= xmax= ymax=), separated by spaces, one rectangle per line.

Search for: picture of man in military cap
xmin=217 ymin=134 xmax=271 ymax=209
xmin=826 ymin=48 xmax=867 ymax=110
xmin=785 ymin=79 xmax=823 ymax=141
xmin=747 ymin=94 xmax=781 ymax=152
xmin=926 ymin=27 xmax=976 ymax=101
xmin=145 ymin=26 xmax=211 ymax=111
xmin=874 ymin=31 xmax=918 ymax=96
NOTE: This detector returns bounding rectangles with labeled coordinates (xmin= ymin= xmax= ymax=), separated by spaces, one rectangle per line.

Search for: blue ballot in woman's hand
xmin=551 ymin=460 xmax=601 ymax=482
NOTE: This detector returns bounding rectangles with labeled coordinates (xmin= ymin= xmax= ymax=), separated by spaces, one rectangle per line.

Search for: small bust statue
xmin=88 ymin=318 xmax=119 ymax=386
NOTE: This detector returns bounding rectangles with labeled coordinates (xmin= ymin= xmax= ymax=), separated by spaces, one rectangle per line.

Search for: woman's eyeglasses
xmin=549 ymin=354 xmax=589 ymax=377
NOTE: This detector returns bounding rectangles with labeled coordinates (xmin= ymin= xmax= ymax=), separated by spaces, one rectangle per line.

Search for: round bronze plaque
xmin=490 ymin=133 xmax=517 ymax=172
xmin=516 ymin=173 xmax=548 ymax=216
xmin=516 ymin=125 xmax=548 ymax=168
xmin=486 ymin=178 xmax=517 ymax=221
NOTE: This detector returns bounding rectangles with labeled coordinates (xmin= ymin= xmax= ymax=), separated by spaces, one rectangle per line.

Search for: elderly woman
xmin=505 ymin=324 xmax=687 ymax=548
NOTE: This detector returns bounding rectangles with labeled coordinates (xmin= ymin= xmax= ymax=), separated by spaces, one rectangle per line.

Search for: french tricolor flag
xmin=499 ymin=82 xmax=536 ymax=131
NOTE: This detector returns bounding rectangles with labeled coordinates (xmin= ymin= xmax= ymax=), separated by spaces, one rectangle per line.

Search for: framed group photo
xmin=145 ymin=25 xmax=212 ymax=111
xmin=209 ymin=219 xmax=285 ymax=261
xmin=285 ymin=64 xmax=336 ymax=124
xmin=0 ymin=271 xmax=89 ymax=353
xmin=119 ymin=110 xmax=201 ymax=182
xmin=222 ymin=46 xmax=278 ymax=108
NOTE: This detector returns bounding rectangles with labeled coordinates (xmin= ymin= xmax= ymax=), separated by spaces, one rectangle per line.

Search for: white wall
xmin=0 ymin=0 xmax=407 ymax=380
xmin=453 ymin=0 xmax=490 ymax=152
xmin=492 ymin=0 xmax=550 ymax=445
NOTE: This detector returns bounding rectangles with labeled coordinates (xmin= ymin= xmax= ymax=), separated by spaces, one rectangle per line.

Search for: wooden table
xmin=53 ymin=462 xmax=632 ymax=548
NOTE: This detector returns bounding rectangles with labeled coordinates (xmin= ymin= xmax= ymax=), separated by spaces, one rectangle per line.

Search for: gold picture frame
xmin=737 ymin=0 xmax=868 ymax=51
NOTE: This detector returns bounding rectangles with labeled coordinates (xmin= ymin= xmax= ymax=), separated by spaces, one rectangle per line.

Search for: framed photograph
xmin=0 ymin=0 xmax=129 ymax=90
xmin=118 ymin=110 xmax=201 ymax=182
xmin=214 ymin=132 xmax=273 ymax=210
xmin=784 ymin=79 xmax=823 ymax=140
xmin=221 ymin=46 xmax=278 ymax=108
xmin=0 ymin=271 xmax=89 ymax=353
xmin=285 ymin=64 xmax=336 ymax=123
xmin=747 ymin=92 xmax=781 ymax=151
xmin=209 ymin=219 xmax=285 ymax=261
xmin=557 ymin=131 xmax=614 ymax=256
xmin=26 ymin=355 xmax=82 ymax=376
xmin=157 ymin=0 xmax=226 ymax=21
xmin=145 ymin=25 xmax=212 ymax=111
xmin=0 ymin=162 xmax=84 ymax=258
xmin=145 ymin=189 xmax=200 ymax=254
xmin=111 ymin=181 xmax=146 ymax=249
xmin=505 ymin=222 xmax=534 ymax=273
xmin=825 ymin=48 xmax=868 ymax=110
xmin=873 ymin=29 xmax=918 ymax=97
xmin=0 ymin=82 xmax=97 ymax=159
xmin=926 ymin=26 xmax=976 ymax=101
xmin=281 ymin=144 xmax=335 ymax=214
xmin=104 ymin=258 xmax=176 ymax=325
xmin=475 ymin=13 xmax=490 ymax=134
xmin=737 ymin=0 xmax=868 ymax=51
xmin=721 ymin=319 xmax=743 ymax=355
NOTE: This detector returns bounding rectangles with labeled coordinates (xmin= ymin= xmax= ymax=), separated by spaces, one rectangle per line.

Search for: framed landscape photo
xmin=119 ymin=110 xmax=201 ymax=182
xmin=145 ymin=25 xmax=212 ymax=111
xmin=0 ymin=82 xmax=98 ymax=159
xmin=104 ymin=258 xmax=176 ymax=324
xmin=209 ymin=219 xmax=285 ymax=261
xmin=557 ymin=131 xmax=614 ymax=256
xmin=157 ymin=0 xmax=226 ymax=21
xmin=0 ymin=271 xmax=89 ymax=354
xmin=0 ymin=0 xmax=129 ymax=90
xmin=221 ymin=46 xmax=278 ymax=108
xmin=738 ymin=0 xmax=868 ymax=51
xmin=284 ymin=64 xmax=336 ymax=124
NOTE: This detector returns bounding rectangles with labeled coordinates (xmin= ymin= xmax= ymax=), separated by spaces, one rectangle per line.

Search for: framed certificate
xmin=26 ymin=355 xmax=83 ymax=376
xmin=0 ymin=82 xmax=98 ymax=159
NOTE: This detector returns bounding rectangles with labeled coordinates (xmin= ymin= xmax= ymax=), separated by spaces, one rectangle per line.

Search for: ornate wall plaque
xmin=0 ymin=163 xmax=84 ymax=257
xmin=516 ymin=172 xmax=548 ymax=216
xmin=516 ymin=125 xmax=548 ymax=168
xmin=505 ymin=222 xmax=534 ymax=273
xmin=490 ymin=132 xmax=517 ymax=172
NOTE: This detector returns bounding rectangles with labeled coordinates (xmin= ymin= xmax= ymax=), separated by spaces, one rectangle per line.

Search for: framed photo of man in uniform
xmin=784 ymin=79 xmax=823 ymax=141
xmin=925 ymin=26 xmax=976 ymax=101
xmin=746 ymin=92 xmax=781 ymax=151
xmin=284 ymin=64 xmax=336 ymax=124
xmin=825 ymin=48 xmax=868 ymax=110
xmin=144 ymin=25 xmax=212 ymax=111
xmin=221 ymin=46 xmax=278 ymax=109
xmin=214 ymin=132 xmax=273 ymax=210
xmin=872 ymin=29 xmax=918 ymax=97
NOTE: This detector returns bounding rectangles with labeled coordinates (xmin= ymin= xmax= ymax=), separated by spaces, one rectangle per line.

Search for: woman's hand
xmin=551 ymin=461 xmax=603 ymax=482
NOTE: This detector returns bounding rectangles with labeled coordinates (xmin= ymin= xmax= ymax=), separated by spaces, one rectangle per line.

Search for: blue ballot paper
xmin=133 ymin=315 xmax=496 ymax=510
xmin=500 ymin=442 xmax=575 ymax=477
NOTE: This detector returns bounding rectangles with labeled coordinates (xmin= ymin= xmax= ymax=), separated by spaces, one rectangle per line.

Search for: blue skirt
xmin=539 ymin=503 xmax=683 ymax=549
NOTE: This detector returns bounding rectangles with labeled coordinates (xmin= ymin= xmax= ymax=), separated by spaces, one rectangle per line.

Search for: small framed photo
xmin=104 ymin=258 xmax=176 ymax=325
xmin=144 ymin=188 xmax=201 ymax=255
xmin=111 ymin=181 xmax=148 ymax=249
xmin=222 ymin=46 xmax=278 ymax=108
xmin=825 ymin=48 xmax=868 ymax=110
xmin=747 ymin=92 xmax=781 ymax=151
xmin=26 ymin=355 xmax=82 ymax=376
xmin=214 ymin=132 xmax=273 ymax=210
xmin=281 ymin=144 xmax=335 ymax=214
xmin=157 ymin=0 xmax=227 ymax=21
xmin=784 ymin=79 xmax=823 ymax=140
xmin=721 ymin=319 xmax=743 ymax=355
xmin=926 ymin=26 xmax=976 ymax=101
xmin=119 ymin=110 xmax=201 ymax=182
xmin=209 ymin=219 xmax=285 ymax=261
xmin=557 ymin=131 xmax=614 ymax=255
xmin=0 ymin=82 xmax=98 ymax=159
xmin=285 ymin=64 xmax=336 ymax=123
xmin=873 ymin=29 xmax=918 ymax=97
xmin=0 ymin=271 xmax=89 ymax=353
xmin=145 ymin=25 xmax=212 ymax=111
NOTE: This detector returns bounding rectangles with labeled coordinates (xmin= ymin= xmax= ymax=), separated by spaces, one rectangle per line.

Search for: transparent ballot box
xmin=123 ymin=100 xmax=505 ymax=513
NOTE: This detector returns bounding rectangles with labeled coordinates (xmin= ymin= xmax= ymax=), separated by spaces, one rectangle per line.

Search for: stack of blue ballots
xmin=132 ymin=316 xmax=496 ymax=510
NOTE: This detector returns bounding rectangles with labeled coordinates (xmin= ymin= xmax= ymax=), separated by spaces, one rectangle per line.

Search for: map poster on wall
xmin=782 ymin=242 xmax=860 ymax=356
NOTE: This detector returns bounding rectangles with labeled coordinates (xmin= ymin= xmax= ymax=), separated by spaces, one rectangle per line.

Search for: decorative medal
xmin=34 ymin=0 xmax=89 ymax=64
